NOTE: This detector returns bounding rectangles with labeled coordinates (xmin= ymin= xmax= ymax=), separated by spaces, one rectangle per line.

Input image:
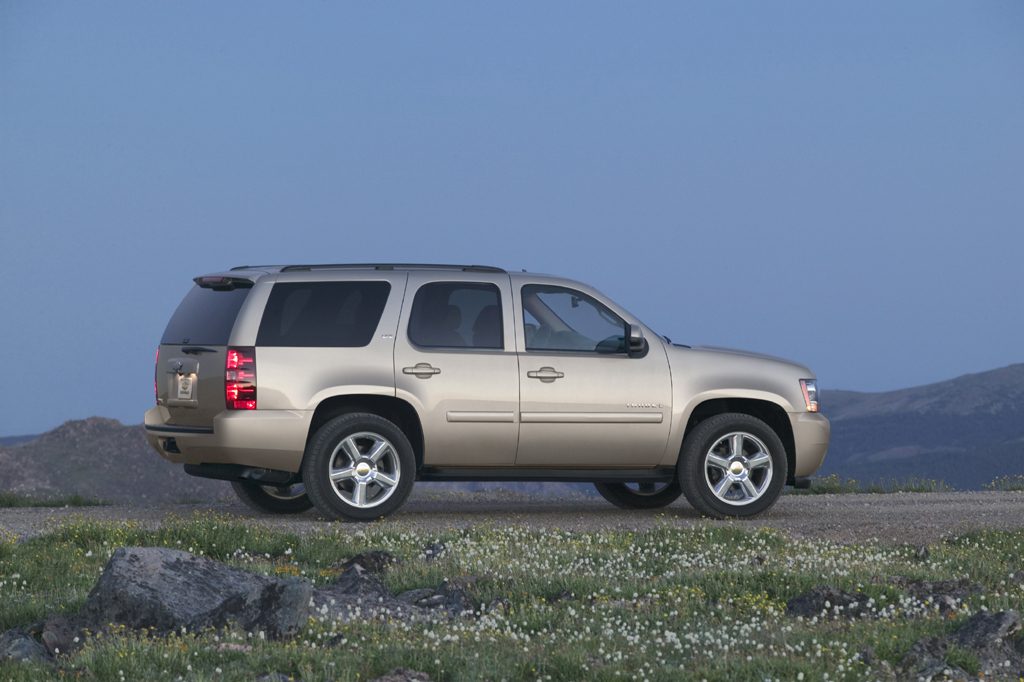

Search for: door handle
xmin=527 ymin=366 xmax=564 ymax=383
xmin=403 ymin=363 xmax=441 ymax=379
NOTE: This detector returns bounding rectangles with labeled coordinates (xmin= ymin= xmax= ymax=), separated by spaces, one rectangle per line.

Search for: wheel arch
xmin=678 ymin=397 xmax=796 ymax=484
xmin=304 ymin=394 xmax=425 ymax=471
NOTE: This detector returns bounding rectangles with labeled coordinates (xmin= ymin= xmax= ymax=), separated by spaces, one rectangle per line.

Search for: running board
xmin=416 ymin=467 xmax=677 ymax=483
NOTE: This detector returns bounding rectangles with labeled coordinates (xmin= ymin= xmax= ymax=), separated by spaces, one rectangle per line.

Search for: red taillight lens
xmin=225 ymin=346 xmax=256 ymax=410
xmin=154 ymin=347 xmax=160 ymax=404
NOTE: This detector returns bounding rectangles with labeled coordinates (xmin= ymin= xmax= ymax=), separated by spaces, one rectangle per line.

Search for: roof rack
xmin=276 ymin=263 xmax=506 ymax=274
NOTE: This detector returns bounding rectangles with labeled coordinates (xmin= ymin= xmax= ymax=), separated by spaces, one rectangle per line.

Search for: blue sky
xmin=1 ymin=2 xmax=1022 ymax=434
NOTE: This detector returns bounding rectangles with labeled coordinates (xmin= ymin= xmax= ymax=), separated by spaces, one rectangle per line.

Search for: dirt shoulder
xmin=3 ymin=490 xmax=1023 ymax=546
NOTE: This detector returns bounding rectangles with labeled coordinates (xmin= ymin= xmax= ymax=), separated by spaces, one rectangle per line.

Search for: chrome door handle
xmin=403 ymin=363 xmax=441 ymax=379
xmin=527 ymin=366 xmax=564 ymax=383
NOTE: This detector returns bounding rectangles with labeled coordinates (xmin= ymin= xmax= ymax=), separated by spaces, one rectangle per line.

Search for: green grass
xmin=1 ymin=514 xmax=1022 ymax=680
xmin=985 ymin=474 xmax=1024 ymax=492
xmin=793 ymin=474 xmax=954 ymax=495
xmin=0 ymin=492 xmax=107 ymax=508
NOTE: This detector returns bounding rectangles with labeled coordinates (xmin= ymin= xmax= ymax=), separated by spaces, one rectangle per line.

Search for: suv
xmin=145 ymin=264 xmax=829 ymax=520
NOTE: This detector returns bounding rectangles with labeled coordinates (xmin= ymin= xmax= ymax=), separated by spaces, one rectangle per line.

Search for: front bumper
xmin=788 ymin=411 xmax=830 ymax=478
xmin=143 ymin=406 xmax=311 ymax=473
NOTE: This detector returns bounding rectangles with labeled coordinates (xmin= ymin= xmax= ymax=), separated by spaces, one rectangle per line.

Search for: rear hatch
xmin=157 ymin=276 xmax=254 ymax=427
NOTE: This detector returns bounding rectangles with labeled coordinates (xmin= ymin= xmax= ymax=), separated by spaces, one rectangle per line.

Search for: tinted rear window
xmin=161 ymin=285 xmax=251 ymax=345
xmin=257 ymin=281 xmax=391 ymax=347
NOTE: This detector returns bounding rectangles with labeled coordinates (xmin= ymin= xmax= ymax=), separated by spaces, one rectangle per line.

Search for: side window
xmin=408 ymin=282 xmax=503 ymax=350
xmin=522 ymin=284 xmax=626 ymax=354
xmin=256 ymin=281 xmax=391 ymax=347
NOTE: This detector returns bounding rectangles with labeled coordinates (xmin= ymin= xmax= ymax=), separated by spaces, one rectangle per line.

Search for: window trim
xmin=520 ymin=284 xmax=628 ymax=356
xmin=406 ymin=281 xmax=505 ymax=352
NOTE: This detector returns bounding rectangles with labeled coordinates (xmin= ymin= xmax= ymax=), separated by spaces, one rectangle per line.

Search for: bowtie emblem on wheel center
xmin=729 ymin=461 xmax=745 ymax=475
xmin=355 ymin=462 xmax=373 ymax=477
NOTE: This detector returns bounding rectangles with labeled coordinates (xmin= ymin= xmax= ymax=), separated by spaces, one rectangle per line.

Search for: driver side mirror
xmin=627 ymin=324 xmax=648 ymax=358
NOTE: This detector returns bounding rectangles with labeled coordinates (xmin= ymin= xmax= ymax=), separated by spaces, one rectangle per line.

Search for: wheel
xmin=593 ymin=480 xmax=682 ymax=509
xmin=678 ymin=413 xmax=787 ymax=519
xmin=301 ymin=412 xmax=415 ymax=521
xmin=231 ymin=481 xmax=312 ymax=514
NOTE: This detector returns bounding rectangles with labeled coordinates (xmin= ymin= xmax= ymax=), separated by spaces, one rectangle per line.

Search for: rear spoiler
xmin=193 ymin=276 xmax=255 ymax=291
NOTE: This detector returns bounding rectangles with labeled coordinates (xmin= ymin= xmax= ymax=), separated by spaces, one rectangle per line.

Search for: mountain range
xmin=0 ymin=363 xmax=1021 ymax=503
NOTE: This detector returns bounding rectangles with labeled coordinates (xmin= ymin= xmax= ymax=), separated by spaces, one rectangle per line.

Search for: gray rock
xmin=40 ymin=616 xmax=75 ymax=656
xmin=329 ymin=563 xmax=390 ymax=601
xmin=0 ymin=629 xmax=50 ymax=663
xmin=255 ymin=674 xmax=295 ymax=682
xmin=899 ymin=636 xmax=969 ymax=681
xmin=341 ymin=550 xmax=396 ymax=573
xmin=369 ymin=668 xmax=432 ymax=682
xmin=82 ymin=547 xmax=313 ymax=639
xmin=785 ymin=586 xmax=869 ymax=619
xmin=954 ymin=610 xmax=1021 ymax=651
xmin=422 ymin=541 xmax=446 ymax=561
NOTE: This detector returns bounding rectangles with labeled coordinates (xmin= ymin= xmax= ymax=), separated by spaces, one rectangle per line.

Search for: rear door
xmin=157 ymin=277 xmax=253 ymax=427
xmin=394 ymin=272 xmax=519 ymax=467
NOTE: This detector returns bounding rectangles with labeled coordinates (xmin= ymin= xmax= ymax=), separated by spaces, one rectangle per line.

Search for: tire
xmin=231 ymin=481 xmax=313 ymax=515
xmin=301 ymin=412 xmax=415 ymax=521
xmin=678 ymin=413 xmax=787 ymax=519
xmin=593 ymin=480 xmax=683 ymax=509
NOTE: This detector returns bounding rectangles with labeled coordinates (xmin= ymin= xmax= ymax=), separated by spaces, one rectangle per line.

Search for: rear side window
xmin=408 ymin=282 xmax=503 ymax=349
xmin=256 ymin=281 xmax=391 ymax=347
xmin=161 ymin=285 xmax=251 ymax=345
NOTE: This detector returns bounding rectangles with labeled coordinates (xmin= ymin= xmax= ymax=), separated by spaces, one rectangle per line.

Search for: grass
xmin=793 ymin=474 xmax=954 ymax=495
xmin=0 ymin=492 xmax=106 ymax=508
xmin=985 ymin=474 xmax=1024 ymax=492
xmin=1 ymin=513 xmax=1023 ymax=680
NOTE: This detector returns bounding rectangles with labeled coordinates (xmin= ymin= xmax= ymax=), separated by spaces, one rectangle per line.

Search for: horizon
xmin=2 ymin=2 xmax=1022 ymax=433
xmin=3 ymin=359 xmax=1020 ymax=438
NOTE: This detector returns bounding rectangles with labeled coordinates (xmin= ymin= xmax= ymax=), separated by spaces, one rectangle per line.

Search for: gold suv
xmin=145 ymin=264 xmax=829 ymax=521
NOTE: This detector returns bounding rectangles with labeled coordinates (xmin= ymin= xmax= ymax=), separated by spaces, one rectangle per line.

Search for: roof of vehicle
xmin=228 ymin=263 xmax=506 ymax=274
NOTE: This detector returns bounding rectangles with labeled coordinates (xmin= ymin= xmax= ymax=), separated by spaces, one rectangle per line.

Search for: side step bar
xmin=417 ymin=467 xmax=677 ymax=483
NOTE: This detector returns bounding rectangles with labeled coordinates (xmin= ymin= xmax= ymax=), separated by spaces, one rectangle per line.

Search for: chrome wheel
xmin=703 ymin=431 xmax=773 ymax=506
xmin=328 ymin=431 xmax=401 ymax=509
xmin=260 ymin=483 xmax=306 ymax=501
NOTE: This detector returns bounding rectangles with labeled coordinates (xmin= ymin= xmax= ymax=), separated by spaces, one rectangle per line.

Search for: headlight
xmin=800 ymin=379 xmax=819 ymax=412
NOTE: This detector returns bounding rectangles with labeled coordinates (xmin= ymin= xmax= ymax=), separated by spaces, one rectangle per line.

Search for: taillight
xmin=154 ymin=347 xmax=160 ymax=404
xmin=226 ymin=346 xmax=257 ymax=410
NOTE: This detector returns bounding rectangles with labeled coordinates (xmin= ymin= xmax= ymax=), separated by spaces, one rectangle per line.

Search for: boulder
xmin=82 ymin=547 xmax=313 ymax=639
xmin=341 ymin=551 xmax=396 ymax=574
xmin=785 ymin=586 xmax=869 ymax=619
xmin=0 ymin=629 xmax=49 ymax=664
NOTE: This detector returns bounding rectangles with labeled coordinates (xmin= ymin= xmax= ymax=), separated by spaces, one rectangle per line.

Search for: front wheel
xmin=678 ymin=413 xmax=787 ymax=519
xmin=231 ymin=481 xmax=313 ymax=514
xmin=594 ymin=480 xmax=682 ymax=509
xmin=301 ymin=412 xmax=415 ymax=521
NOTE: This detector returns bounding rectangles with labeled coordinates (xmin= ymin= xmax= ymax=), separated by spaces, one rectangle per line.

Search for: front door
xmin=394 ymin=272 xmax=520 ymax=467
xmin=514 ymin=282 xmax=672 ymax=467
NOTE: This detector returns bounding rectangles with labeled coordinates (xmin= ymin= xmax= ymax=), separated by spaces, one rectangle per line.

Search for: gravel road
xmin=3 ymin=490 xmax=1023 ymax=546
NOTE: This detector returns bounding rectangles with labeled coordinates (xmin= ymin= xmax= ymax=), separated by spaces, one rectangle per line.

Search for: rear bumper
xmin=789 ymin=411 xmax=830 ymax=478
xmin=144 ymin=406 xmax=311 ymax=472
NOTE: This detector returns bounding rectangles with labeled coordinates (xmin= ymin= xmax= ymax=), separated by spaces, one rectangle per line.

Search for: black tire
xmin=593 ymin=480 xmax=683 ymax=509
xmin=678 ymin=412 xmax=787 ymax=519
xmin=231 ymin=481 xmax=313 ymax=515
xmin=301 ymin=412 xmax=415 ymax=522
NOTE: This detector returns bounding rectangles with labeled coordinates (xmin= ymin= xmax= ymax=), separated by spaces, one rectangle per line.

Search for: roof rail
xmin=278 ymin=263 xmax=506 ymax=274
xmin=229 ymin=265 xmax=280 ymax=271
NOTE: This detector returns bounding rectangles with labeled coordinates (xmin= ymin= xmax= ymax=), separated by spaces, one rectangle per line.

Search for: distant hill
xmin=1 ymin=364 xmax=1021 ymax=503
xmin=820 ymin=363 xmax=1024 ymax=489
xmin=0 ymin=418 xmax=228 ymax=504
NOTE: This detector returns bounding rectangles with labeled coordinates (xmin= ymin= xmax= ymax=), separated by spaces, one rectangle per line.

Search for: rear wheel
xmin=679 ymin=413 xmax=787 ymax=519
xmin=301 ymin=412 xmax=415 ymax=521
xmin=594 ymin=480 xmax=682 ymax=509
xmin=231 ymin=481 xmax=312 ymax=514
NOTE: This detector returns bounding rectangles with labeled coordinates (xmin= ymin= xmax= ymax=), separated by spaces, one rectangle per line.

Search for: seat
xmin=471 ymin=305 xmax=502 ymax=348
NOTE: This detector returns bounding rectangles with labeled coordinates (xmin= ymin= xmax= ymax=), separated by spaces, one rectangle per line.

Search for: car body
xmin=144 ymin=263 xmax=829 ymax=520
